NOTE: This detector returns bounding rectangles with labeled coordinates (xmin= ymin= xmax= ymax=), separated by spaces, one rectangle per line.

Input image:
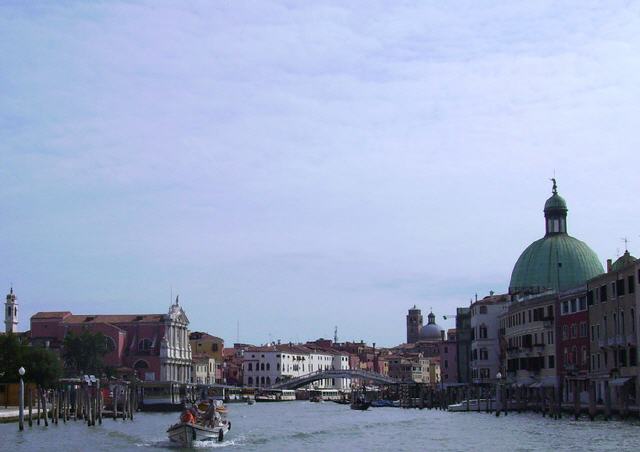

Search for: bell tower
xmin=406 ymin=306 xmax=423 ymax=344
xmin=5 ymin=287 xmax=18 ymax=334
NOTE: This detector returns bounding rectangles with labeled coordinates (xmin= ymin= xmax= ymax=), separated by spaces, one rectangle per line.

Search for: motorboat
xmin=167 ymin=420 xmax=230 ymax=446
xmin=447 ymin=398 xmax=496 ymax=412
xmin=167 ymin=400 xmax=231 ymax=446
xmin=370 ymin=399 xmax=398 ymax=408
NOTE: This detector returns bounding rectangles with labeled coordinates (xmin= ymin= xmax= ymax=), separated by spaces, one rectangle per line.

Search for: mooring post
xmin=604 ymin=381 xmax=612 ymax=421
xmin=588 ymin=381 xmax=596 ymax=421
xmin=28 ymin=387 xmax=33 ymax=427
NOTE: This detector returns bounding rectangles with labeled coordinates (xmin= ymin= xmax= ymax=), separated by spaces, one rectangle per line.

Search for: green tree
xmin=0 ymin=334 xmax=25 ymax=383
xmin=62 ymin=330 xmax=108 ymax=376
xmin=23 ymin=347 xmax=62 ymax=388
xmin=0 ymin=334 xmax=62 ymax=388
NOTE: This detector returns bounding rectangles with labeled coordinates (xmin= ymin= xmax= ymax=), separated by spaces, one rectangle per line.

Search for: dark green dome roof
xmin=611 ymin=250 xmax=637 ymax=272
xmin=509 ymin=235 xmax=604 ymax=293
xmin=544 ymin=193 xmax=567 ymax=211
xmin=509 ymin=180 xmax=603 ymax=294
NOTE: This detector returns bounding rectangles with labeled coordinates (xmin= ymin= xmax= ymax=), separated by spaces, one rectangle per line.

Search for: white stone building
xmin=242 ymin=344 xmax=350 ymax=389
xmin=470 ymin=293 xmax=509 ymax=384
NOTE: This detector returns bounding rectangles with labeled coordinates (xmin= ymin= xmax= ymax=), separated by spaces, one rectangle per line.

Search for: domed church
xmin=509 ymin=180 xmax=604 ymax=295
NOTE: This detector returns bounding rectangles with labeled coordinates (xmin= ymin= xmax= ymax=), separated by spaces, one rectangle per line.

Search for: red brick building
xmin=30 ymin=298 xmax=192 ymax=383
xmin=556 ymin=287 xmax=590 ymax=402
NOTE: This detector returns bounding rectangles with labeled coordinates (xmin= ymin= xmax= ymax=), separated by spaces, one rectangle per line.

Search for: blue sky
xmin=2 ymin=0 xmax=640 ymax=346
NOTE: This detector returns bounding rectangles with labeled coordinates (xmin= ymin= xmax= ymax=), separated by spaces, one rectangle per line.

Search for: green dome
xmin=509 ymin=181 xmax=603 ymax=294
xmin=544 ymin=193 xmax=567 ymax=211
xmin=510 ymin=235 xmax=603 ymax=293
xmin=611 ymin=250 xmax=637 ymax=272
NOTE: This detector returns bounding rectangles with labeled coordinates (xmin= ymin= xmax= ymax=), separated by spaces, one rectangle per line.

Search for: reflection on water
xmin=2 ymin=402 xmax=640 ymax=451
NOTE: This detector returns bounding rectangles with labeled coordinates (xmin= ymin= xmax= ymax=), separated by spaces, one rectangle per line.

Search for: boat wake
xmin=136 ymin=434 xmax=247 ymax=449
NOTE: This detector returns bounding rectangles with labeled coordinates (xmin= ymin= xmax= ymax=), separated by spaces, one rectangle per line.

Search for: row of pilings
xmin=18 ymin=378 xmax=137 ymax=430
xmin=394 ymin=381 xmax=635 ymax=421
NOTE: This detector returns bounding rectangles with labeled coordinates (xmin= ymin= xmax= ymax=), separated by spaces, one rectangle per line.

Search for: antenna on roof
xmin=622 ymin=237 xmax=630 ymax=252
xmin=334 ymin=326 xmax=338 ymax=343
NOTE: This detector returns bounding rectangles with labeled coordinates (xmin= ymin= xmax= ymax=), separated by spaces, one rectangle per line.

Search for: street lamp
xmin=18 ymin=367 xmax=25 ymax=431
xmin=495 ymin=371 xmax=502 ymax=417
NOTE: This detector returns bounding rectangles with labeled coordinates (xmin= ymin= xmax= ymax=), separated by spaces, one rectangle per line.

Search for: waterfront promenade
xmin=0 ymin=407 xmax=20 ymax=422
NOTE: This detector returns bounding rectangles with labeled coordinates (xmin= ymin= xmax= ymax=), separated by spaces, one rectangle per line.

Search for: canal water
xmin=3 ymin=402 xmax=640 ymax=451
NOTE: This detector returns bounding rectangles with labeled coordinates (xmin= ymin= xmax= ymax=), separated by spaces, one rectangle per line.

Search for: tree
xmin=0 ymin=334 xmax=25 ymax=383
xmin=62 ymin=330 xmax=108 ymax=376
xmin=0 ymin=334 xmax=61 ymax=387
xmin=23 ymin=347 xmax=62 ymax=388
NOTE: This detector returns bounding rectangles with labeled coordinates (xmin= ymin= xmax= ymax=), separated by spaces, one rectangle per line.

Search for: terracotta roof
xmin=189 ymin=331 xmax=224 ymax=342
xmin=32 ymin=311 xmax=72 ymax=320
xmin=63 ymin=314 xmax=165 ymax=324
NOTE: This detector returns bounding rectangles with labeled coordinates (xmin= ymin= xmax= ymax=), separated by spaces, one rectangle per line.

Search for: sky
xmin=2 ymin=0 xmax=640 ymax=347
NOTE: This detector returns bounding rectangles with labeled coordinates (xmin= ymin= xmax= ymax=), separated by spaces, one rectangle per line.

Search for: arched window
xmin=248 ymin=363 xmax=253 ymax=371
xmin=266 ymin=363 xmax=270 ymax=371
xmin=260 ymin=376 xmax=265 ymax=385
xmin=139 ymin=338 xmax=152 ymax=352
xmin=134 ymin=360 xmax=149 ymax=369
xmin=248 ymin=377 xmax=253 ymax=386
xmin=266 ymin=377 xmax=271 ymax=386
xmin=260 ymin=363 xmax=265 ymax=371
xmin=105 ymin=336 xmax=116 ymax=353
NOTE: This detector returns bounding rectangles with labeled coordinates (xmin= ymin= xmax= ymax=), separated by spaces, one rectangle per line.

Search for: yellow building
xmin=189 ymin=331 xmax=224 ymax=361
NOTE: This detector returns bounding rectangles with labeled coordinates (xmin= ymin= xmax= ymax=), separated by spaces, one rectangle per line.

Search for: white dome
xmin=419 ymin=323 xmax=443 ymax=341
xmin=419 ymin=311 xmax=443 ymax=341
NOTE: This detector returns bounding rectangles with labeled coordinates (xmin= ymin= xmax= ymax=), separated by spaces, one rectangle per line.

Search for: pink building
xmin=30 ymin=298 xmax=192 ymax=383
xmin=440 ymin=329 xmax=458 ymax=384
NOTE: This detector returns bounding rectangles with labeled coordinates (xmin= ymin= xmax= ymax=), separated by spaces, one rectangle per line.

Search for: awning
xmin=610 ymin=377 xmax=632 ymax=387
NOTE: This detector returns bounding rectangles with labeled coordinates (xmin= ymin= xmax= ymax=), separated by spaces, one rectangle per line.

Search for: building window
xmin=105 ymin=336 xmax=116 ymax=353
xmin=571 ymin=324 xmax=578 ymax=338
xmin=479 ymin=325 xmax=488 ymax=339
xmin=579 ymin=296 xmax=586 ymax=311
xmin=248 ymin=363 xmax=253 ymax=371
xmin=480 ymin=349 xmax=488 ymax=360
xmin=479 ymin=306 xmax=487 ymax=314
xmin=580 ymin=322 xmax=587 ymax=338
xmin=562 ymin=301 xmax=569 ymax=315
xmin=138 ymin=338 xmax=152 ymax=352
xmin=260 ymin=363 xmax=265 ymax=371
xmin=630 ymin=347 xmax=637 ymax=366
xmin=562 ymin=325 xmax=568 ymax=340
xmin=632 ymin=309 xmax=636 ymax=333
xmin=260 ymin=376 xmax=265 ymax=385
xmin=547 ymin=331 xmax=554 ymax=344
xmin=587 ymin=290 xmax=594 ymax=306
xmin=570 ymin=298 xmax=577 ymax=313
xmin=548 ymin=355 xmax=555 ymax=369
xmin=591 ymin=325 xmax=595 ymax=340
xmin=600 ymin=285 xmax=607 ymax=302
xmin=629 ymin=276 xmax=636 ymax=294
xmin=582 ymin=347 xmax=587 ymax=365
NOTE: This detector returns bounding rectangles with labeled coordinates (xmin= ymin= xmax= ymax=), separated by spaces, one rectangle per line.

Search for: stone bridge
xmin=269 ymin=369 xmax=400 ymax=389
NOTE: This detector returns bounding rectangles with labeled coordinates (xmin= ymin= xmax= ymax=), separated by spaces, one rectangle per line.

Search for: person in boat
xmin=202 ymin=400 xmax=222 ymax=428
xmin=180 ymin=407 xmax=197 ymax=424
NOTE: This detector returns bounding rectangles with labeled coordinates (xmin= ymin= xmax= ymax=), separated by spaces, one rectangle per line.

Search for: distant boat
xmin=447 ymin=399 xmax=495 ymax=412
xmin=350 ymin=389 xmax=370 ymax=411
xmin=370 ymin=399 xmax=398 ymax=408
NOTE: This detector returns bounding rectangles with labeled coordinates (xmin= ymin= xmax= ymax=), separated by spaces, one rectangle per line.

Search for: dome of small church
xmin=419 ymin=311 xmax=443 ymax=341
xmin=611 ymin=250 xmax=637 ymax=272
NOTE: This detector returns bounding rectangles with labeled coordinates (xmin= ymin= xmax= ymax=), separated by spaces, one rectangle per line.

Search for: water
xmin=2 ymin=402 xmax=640 ymax=451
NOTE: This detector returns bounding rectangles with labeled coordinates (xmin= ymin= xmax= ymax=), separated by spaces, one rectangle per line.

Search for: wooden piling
xmin=36 ymin=387 xmax=41 ymax=426
xmin=573 ymin=380 xmax=580 ymax=420
xmin=604 ymin=381 xmax=611 ymax=421
xmin=113 ymin=387 xmax=118 ymax=420
xmin=588 ymin=381 xmax=596 ymax=420
xmin=42 ymin=389 xmax=48 ymax=427
xmin=28 ymin=388 xmax=33 ymax=427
